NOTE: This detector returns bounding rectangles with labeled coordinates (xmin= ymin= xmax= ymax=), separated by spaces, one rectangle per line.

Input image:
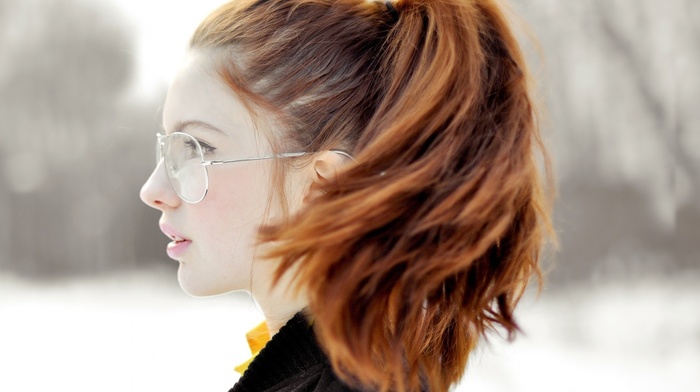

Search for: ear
xmin=303 ymin=151 xmax=349 ymax=204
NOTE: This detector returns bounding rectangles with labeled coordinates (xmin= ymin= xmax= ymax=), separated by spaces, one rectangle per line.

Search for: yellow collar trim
xmin=234 ymin=321 xmax=271 ymax=375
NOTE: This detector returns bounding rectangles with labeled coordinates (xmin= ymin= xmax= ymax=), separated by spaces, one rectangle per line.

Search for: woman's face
xmin=140 ymin=52 xmax=291 ymax=296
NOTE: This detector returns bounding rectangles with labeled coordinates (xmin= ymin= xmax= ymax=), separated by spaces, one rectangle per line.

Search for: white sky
xmin=106 ymin=0 xmax=229 ymax=99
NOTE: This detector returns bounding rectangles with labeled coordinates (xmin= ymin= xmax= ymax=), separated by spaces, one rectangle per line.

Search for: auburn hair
xmin=191 ymin=0 xmax=555 ymax=391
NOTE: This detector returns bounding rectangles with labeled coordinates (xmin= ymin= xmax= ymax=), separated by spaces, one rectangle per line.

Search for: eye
xmin=183 ymin=138 xmax=217 ymax=155
xmin=197 ymin=140 xmax=217 ymax=155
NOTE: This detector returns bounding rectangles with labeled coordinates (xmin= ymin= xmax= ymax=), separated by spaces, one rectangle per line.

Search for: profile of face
xmin=140 ymin=52 xmax=304 ymax=297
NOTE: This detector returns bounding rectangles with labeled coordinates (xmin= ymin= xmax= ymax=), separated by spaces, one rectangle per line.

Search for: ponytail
xmin=193 ymin=1 xmax=554 ymax=391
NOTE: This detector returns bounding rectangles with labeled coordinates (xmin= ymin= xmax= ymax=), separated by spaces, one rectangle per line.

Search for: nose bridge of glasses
xmin=152 ymin=135 xmax=173 ymax=184
xmin=156 ymin=133 xmax=166 ymax=162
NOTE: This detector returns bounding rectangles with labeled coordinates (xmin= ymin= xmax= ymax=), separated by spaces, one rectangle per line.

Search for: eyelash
xmin=184 ymin=139 xmax=217 ymax=155
xmin=198 ymin=140 xmax=217 ymax=154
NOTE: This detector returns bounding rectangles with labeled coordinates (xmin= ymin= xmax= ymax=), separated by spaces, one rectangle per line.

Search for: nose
xmin=140 ymin=160 xmax=182 ymax=210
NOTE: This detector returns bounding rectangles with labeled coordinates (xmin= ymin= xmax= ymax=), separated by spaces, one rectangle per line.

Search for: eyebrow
xmin=169 ymin=120 xmax=227 ymax=135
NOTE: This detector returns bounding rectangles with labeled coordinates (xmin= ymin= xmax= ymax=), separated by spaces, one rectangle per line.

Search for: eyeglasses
xmin=155 ymin=132 xmax=353 ymax=204
xmin=155 ymin=132 xmax=308 ymax=203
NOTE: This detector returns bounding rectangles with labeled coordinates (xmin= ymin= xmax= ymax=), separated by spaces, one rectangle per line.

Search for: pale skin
xmin=139 ymin=52 xmax=347 ymax=334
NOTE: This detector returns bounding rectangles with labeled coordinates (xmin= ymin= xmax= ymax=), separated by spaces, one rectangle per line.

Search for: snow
xmin=1 ymin=269 xmax=697 ymax=392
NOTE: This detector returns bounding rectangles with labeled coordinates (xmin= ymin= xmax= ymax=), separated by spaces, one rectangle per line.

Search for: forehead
xmin=162 ymin=52 xmax=255 ymax=136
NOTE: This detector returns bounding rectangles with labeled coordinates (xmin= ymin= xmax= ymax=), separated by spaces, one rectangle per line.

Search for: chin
xmin=177 ymin=268 xmax=227 ymax=297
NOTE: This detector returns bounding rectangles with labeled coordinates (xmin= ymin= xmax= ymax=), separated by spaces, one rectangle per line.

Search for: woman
xmin=140 ymin=0 xmax=554 ymax=391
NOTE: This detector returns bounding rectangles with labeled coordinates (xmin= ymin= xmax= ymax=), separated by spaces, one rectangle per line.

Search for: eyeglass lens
xmin=158 ymin=133 xmax=208 ymax=203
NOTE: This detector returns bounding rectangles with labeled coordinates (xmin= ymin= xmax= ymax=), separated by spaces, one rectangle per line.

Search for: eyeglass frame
xmin=155 ymin=131 xmax=354 ymax=204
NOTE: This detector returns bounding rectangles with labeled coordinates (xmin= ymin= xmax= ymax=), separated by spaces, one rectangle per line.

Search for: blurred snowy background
xmin=0 ymin=0 xmax=698 ymax=391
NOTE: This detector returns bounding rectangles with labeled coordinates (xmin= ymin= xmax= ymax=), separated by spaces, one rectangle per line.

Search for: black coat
xmin=228 ymin=313 xmax=360 ymax=392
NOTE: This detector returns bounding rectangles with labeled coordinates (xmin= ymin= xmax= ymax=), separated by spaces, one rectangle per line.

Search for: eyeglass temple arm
xmin=330 ymin=149 xmax=355 ymax=161
xmin=203 ymin=150 xmax=355 ymax=166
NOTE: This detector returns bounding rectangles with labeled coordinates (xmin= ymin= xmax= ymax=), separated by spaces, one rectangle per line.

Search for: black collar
xmin=229 ymin=312 xmax=327 ymax=392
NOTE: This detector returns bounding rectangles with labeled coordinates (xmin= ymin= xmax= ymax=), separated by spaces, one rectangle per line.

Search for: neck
xmin=251 ymin=263 xmax=308 ymax=336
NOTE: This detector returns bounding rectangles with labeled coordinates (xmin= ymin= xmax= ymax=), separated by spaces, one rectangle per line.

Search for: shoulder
xmin=262 ymin=361 xmax=360 ymax=392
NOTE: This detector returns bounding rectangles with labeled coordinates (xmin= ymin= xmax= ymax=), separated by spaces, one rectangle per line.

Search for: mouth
xmin=159 ymin=222 xmax=192 ymax=260
xmin=167 ymin=234 xmax=189 ymax=243
xmin=166 ymin=238 xmax=192 ymax=259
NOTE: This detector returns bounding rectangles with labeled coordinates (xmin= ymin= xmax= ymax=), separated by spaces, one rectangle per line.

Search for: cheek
xmin=203 ymin=165 xmax=272 ymax=234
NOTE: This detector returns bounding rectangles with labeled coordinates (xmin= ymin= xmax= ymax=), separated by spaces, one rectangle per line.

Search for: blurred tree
xmin=0 ymin=0 xmax=696 ymax=282
xmin=673 ymin=0 xmax=700 ymax=272
xmin=0 ymin=0 xmax=166 ymax=276
xmin=509 ymin=0 xmax=697 ymax=285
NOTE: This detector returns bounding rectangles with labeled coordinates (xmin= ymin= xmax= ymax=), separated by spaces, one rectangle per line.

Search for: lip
xmin=166 ymin=239 xmax=191 ymax=259
xmin=159 ymin=222 xmax=192 ymax=260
